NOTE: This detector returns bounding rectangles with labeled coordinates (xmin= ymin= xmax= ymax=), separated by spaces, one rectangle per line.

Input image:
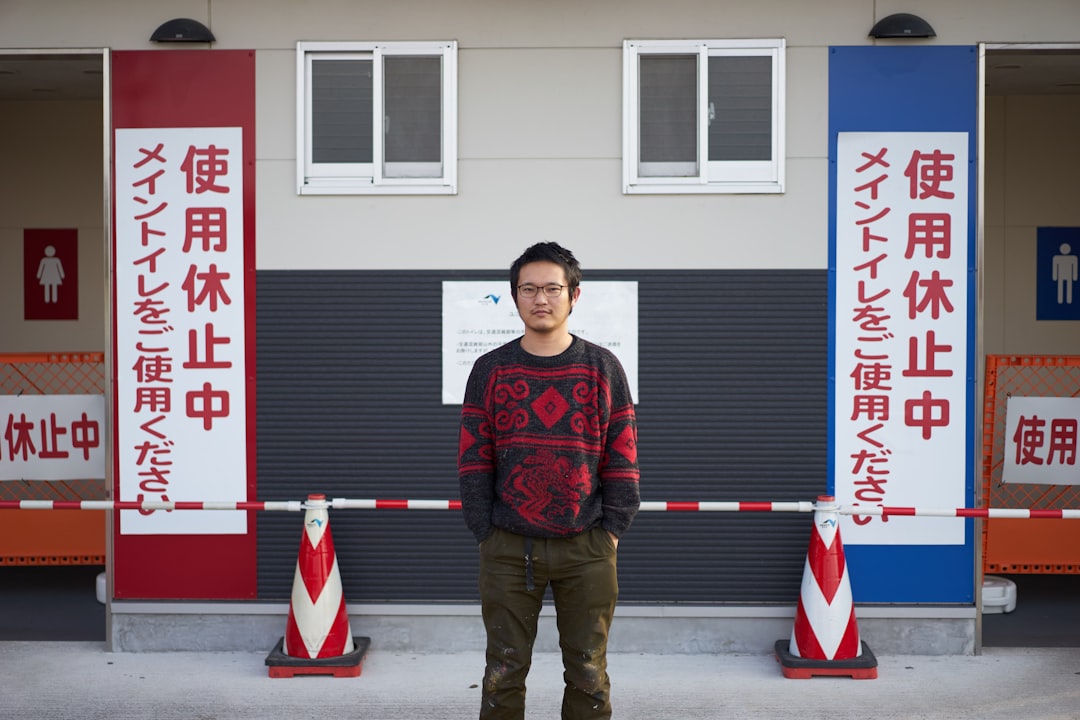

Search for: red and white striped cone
xmin=266 ymin=494 xmax=369 ymax=678
xmin=775 ymin=496 xmax=877 ymax=679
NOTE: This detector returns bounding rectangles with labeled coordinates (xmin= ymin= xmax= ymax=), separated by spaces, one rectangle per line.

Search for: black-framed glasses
xmin=517 ymin=284 xmax=567 ymax=298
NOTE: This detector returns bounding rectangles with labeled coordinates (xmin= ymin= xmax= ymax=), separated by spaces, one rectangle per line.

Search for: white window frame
xmin=623 ymin=39 xmax=785 ymax=195
xmin=296 ymin=40 xmax=458 ymax=195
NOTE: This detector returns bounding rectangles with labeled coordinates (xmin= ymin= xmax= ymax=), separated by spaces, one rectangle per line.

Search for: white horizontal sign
xmin=442 ymin=281 xmax=639 ymax=405
xmin=1002 ymin=396 xmax=1080 ymax=485
xmin=0 ymin=395 xmax=106 ymax=480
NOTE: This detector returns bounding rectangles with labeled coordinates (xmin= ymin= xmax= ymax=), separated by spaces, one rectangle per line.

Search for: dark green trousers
xmin=478 ymin=527 xmax=618 ymax=720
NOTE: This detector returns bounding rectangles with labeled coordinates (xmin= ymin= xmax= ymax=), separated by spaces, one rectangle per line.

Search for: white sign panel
xmin=1002 ymin=396 xmax=1080 ymax=485
xmin=0 ymin=395 xmax=106 ymax=480
xmin=834 ymin=132 xmax=969 ymax=545
xmin=115 ymin=127 xmax=247 ymax=534
xmin=442 ymin=281 xmax=639 ymax=404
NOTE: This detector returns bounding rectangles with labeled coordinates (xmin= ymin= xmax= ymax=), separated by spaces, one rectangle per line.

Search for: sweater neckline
xmin=514 ymin=335 xmax=582 ymax=364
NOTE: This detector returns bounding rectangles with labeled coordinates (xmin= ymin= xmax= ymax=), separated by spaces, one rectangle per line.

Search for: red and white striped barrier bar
xmin=840 ymin=505 xmax=1080 ymax=519
xmin=1 ymin=497 xmax=1080 ymax=518
xmin=331 ymin=498 xmax=463 ymax=511
xmin=638 ymin=501 xmax=816 ymax=513
xmin=0 ymin=500 xmax=303 ymax=512
xmin=0 ymin=499 xmax=814 ymax=513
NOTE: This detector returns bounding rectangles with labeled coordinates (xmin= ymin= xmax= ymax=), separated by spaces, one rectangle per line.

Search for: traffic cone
xmin=775 ymin=495 xmax=877 ymax=679
xmin=265 ymin=494 xmax=370 ymax=678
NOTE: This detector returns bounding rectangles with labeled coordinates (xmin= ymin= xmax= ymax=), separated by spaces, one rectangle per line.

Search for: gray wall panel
xmin=257 ymin=270 xmax=828 ymax=603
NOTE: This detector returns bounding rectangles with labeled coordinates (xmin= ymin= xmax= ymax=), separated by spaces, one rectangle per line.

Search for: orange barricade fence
xmin=0 ymin=352 xmax=106 ymax=565
xmin=981 ymin=355 xmax=1080 ymax=574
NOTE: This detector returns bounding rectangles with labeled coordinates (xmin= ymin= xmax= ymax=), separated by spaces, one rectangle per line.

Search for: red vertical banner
xmin=111 ymin=50 xmax=257 ymax=599
xmin=24 ymin=229 xmax=78 ymax=320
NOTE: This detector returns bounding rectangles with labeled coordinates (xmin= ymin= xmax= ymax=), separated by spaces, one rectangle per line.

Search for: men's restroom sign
xmin=24 ymin=228 xmax=78 ymax=320
xmin=1037 ymin=227 xmax=1080 ymax=321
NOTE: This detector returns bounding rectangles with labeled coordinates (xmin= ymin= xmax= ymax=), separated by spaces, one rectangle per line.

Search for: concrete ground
xmin=2 ymin=642 xmax=1079 ymax=720
xmin=2 ymin=569 xmax=1080 ymax=718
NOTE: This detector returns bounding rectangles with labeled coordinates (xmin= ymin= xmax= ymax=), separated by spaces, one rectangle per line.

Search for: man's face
xmin=515 ymin=261 xmax=579 ymax=335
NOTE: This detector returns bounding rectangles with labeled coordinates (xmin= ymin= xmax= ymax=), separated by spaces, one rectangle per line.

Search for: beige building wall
xmin=0 ymin=100 xmax=105 ymax=352
xmin=1 ymin=1 xmax=1079 ymax=354
xmin=984 ymin=94 xmax=1080 ymax=355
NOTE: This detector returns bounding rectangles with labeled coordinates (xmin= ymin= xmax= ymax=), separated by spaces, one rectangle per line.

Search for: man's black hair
xmin=509 ymin=242 xmax=582 ymax=299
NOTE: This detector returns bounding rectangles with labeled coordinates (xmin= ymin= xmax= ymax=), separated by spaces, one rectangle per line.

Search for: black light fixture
xmin=869 ymin=13 xmax=936 ymax=39
xmin=150 ymin=18 xmax=215 ymax=44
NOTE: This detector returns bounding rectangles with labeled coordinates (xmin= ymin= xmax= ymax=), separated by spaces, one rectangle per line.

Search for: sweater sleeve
xmin=598 ymin=355 xmax=641 ymax=537
xmin=458 ymin=359 xmax=496 ymax=543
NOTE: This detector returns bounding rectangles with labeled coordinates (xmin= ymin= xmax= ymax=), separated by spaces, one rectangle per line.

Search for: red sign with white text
xmin=24 ymin=228 xmax=78 ymax=320
xmin=111 ymin=50 xmax=256 ymax=599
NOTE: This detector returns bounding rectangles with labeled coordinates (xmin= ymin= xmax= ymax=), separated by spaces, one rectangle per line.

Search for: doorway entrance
xmin=0 ymin=50 xmax=108 ymax=640
xmin=980 ymin=44 xmax=1080 ymax=648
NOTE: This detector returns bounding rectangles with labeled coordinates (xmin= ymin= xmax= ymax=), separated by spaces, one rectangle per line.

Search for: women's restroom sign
xmin=24 ymin=228 xmax=78 ymax=320
xmin=1037 ymin=227 xmax=1080 ymax=321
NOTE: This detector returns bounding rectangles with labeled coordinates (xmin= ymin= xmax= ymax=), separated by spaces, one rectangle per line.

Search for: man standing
xmin=459 ymin=242 xmax=641 ymax=720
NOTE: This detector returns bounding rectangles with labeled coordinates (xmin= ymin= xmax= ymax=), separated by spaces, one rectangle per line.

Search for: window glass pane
xmin=708 ymin=56 xmax=772 ymax=162
xmin=384 ymin=55 xmax=442 ymax=173
xmin=311 ymin=58 xmax=373 ymax=164
xmin=639 ymin=54 xmax=697 ymax=175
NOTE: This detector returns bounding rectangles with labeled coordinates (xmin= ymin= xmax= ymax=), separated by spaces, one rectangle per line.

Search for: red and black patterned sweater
xmin=458 ymin=336 xmax=640 ymax=543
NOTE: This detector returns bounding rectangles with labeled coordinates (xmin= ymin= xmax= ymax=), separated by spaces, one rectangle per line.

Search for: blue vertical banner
xmin=829 ymin=47 xmax=978 ymax=602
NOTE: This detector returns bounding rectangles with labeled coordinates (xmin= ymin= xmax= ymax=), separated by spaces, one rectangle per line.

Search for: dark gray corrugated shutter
xmin=257 ymin=270 xmax=827 ymax=604
xmin=627 ymin=270 xmax=827 ymax=602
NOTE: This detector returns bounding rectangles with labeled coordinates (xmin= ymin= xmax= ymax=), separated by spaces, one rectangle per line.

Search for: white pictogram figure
xmin=36 ymin=245 xmax=65 ymax=304
xmin=1053 ymin=242 xmax=1077 ymax=305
